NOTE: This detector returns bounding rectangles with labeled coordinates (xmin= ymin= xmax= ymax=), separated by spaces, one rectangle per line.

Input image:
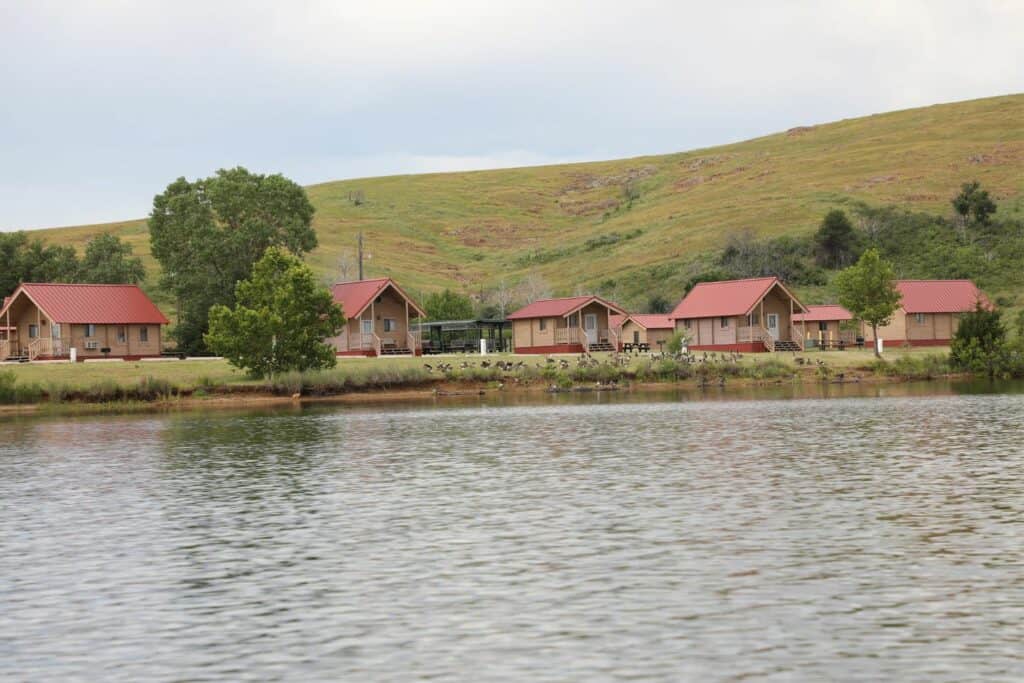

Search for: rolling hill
xmin=26 ymin=94 xmax=1024 ymax=312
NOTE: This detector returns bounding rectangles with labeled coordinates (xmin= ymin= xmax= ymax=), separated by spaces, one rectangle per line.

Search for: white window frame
xmin=139 ymin=326 xmax=149 ymax=343
xmin=28 ymin=324 xmax=39 ymax=339
xmin=914 ymin=313 xmax=926 ymax=325
xmin=86 ymin=324 xmax=96 ymax=338
xmin=383 ymin=318 xmax=397 ymax=333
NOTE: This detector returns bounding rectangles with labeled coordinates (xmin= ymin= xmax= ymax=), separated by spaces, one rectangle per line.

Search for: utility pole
xmin=357 ymin=232 xmax=364 ymax=281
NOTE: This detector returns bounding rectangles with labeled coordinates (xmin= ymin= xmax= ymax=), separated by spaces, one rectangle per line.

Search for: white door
xmin=766 ymin=313 xmax=779 ymax=340
xmin=584 ymin=313 xmax=598 ymax=345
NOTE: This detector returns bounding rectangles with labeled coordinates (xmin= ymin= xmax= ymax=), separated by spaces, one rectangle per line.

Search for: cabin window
xmin=818 ymin=321 xmax=829 ymax=332
xmin=683 ymin=319 xmax=691 ymax=329
xmin=374 ymin=295 xmax=383 ymax=304
xmin=51 ymin=323 xmax=61 ymax=339
xmin=28 ymin=324 xmax=38 ymax=339
xmin=567 ymin=313 xmax=579 ymax=327
xmin=116 ymin=326 xmax=127 ymax=344
xmin=383 ymin=318 xmax=397 ymax=332
xmin=633 ymin=331 xmax=640 ymax=344
xmin=914 ymin=313 xmax=926 ymax=325
xmin=86 ymin=324 xmax=96 ymax=338
xmin=139 ymin=327 xmax=149 ymax=343
xmin=539 ymin=318 xmax=547 ymax=331
xmin=720 ymin=317 xmax=729 ymax=328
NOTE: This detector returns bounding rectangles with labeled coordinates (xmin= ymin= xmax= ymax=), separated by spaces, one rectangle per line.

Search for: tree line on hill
xmin=702 ymin=181 xmax=1021 ymax=301
xmin=0 ymin=232 xmax=146 ymax=298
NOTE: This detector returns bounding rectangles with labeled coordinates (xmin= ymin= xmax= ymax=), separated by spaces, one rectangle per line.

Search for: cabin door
xmin=583 ymin=313 xmax=598 ymax=346
xmin=766 ymin=313 xmax=779 ymax=340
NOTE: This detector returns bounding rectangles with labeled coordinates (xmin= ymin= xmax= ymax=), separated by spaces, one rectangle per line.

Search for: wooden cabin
xmin=792 ymin=305 xmax=859 ymax=349
xmin=508 ymin=296 xmax=627 ymax=354
xmin=327 ymin=278 xmax=426 ymax=356
xmin=0 ymin=283 xmax=168 ymax=361
xmin=617 ymin=314 xmax=675 ymax=352
xmin=669 ymin=277 xmax=808 ymax=352
xmin=865 ymin=280 xmax=988 ymax=348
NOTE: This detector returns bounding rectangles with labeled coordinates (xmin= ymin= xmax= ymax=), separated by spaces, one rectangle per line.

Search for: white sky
xmin=1 ymin=0 xmax=1021 ymax=229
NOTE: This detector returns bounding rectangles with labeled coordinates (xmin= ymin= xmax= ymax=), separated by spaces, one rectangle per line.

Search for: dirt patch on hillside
xmin=559 ymin=166 xmax=657 ymax=193
xmin=786 ymin=125 xmax=817 ymax=136
xmin=443 ymin=221 xmax=547 ymax=248
xmin=557 ymin=197 xmax=621 ymax=216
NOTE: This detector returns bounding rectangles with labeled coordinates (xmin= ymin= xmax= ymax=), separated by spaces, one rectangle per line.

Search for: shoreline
xmin=0 ymin=366 xmax=980 ymax=417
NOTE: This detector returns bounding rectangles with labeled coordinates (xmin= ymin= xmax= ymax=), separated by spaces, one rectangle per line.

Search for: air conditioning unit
xmin=85 ymin=341 xmax=99 ymax=350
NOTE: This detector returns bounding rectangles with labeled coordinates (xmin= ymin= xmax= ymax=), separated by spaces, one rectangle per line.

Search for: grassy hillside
xmin=29 ymin=94 xmax=1024 ymax=311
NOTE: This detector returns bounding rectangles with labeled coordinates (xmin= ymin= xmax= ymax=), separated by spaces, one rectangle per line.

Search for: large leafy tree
xmin=0 ymin=232 xmax=80 ymax=297
xmin=423 ymin=289 xmax=474 ymax=320
xmin=950 ymin=305 xmax=1007 ymax=378
xmin=78 ymin=234 xmax=146 ymax=284
xmin=835 ymin=248 xmax=901 ymax=357
xmin=205 ymin=247 xmax=344 ymax=378
xmin=814 ymin=209 xmax=861 ymax=269
xmin=149 ymin=167 xmax=317 ymax=353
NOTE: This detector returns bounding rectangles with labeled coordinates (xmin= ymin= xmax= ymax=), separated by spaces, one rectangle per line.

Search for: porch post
xmin=789 ymin=299 xmax=793 ymax=342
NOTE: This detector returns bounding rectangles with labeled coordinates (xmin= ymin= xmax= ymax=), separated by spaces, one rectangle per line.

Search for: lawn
xmin=1 ymin=346 xmax=949 ymax=393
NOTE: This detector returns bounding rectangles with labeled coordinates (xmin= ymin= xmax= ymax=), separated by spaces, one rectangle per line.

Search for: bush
xmin=666 ymin=332 xmax=686 ymax=355
xmin=0 ymin=370 xmax=43 ymax=404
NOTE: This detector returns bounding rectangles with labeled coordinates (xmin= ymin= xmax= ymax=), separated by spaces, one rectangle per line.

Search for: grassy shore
xmin=0 ymin=347 xmax=959 ymax=411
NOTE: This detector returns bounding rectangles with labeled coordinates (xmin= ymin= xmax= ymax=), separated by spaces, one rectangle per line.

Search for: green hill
xmin=28 ymin=94 xmax=1024 ymax=312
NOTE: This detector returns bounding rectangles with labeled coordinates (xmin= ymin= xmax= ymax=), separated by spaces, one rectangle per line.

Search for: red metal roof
xmin=625 ymin=314 xmax=674 ymax=329
xmin=609 ymin=314 xmax=626 ymax=329
xmin=2 ymin=283 xmax=169 ymax=325
xmin=896 ymin=280 xmax=988 ymax=313
xmin=670 ymin=277 xmax=805 ymax=319
xmin=330 ymin=278 xmax=426 ymax=319
xmin=507 ymin=295 xmax=626 ymax=320
xmin=793 ymin=304 xmax=853 ymax=323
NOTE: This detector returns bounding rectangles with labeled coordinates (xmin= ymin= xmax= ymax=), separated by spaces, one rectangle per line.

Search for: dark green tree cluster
xmin=423 ymin=289 xmax=475 ymax=321
xmin=0 ymin=231 xmax=145 ymax=297
xmin=149 ymin=167 xmax=317 ymax=353
xmin=948 ymin=306 xmax=1024 ymax=379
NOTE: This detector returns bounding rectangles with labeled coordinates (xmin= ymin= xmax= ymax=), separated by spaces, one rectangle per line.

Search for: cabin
xmin=793 ymin=305 xmax=859 ymax=349
xmin=669 ymin=277 xmax=808 ymax=352
xmin=617 ymin=314 xmax=675 ymax=352
xmin=327 ymin=278 xmax=426 ymax=356
xmin=865 ymin=280 xmax=989 ymax=348
xmin=508 ymin=296 xmax=627 ymax=354
xmin=0 ymin=283 xmax=168 ymax=362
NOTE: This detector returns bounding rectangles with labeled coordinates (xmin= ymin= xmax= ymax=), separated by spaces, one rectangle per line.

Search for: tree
xmin=205 ymin=247 xmax=344 ymax=378
xmin=487 ymin=279 xmax=516 ymax=319
xmin=518 ymin=272 xmax=552 ymax=303
xmin=78 ymin=234 xmax=146 ymax=284
xmin=950 ymin=304 xmax=1007 ymax=378
xmin=423 ymin=289 xmax=474 ymax=321
xmin=952 ymin=180 xmax=996 ymax=229
xmin=835 ymin=248 xmax=901 ymax=357
xmin=149 ymin=167 xmax=317 ymax=353
xmin=814 ymin=209 xmax=861 ymax=269
xmin=647 ymin=294 xmax=671 ymax=314
xmin=0 ymin=231 xmax=80 ymax=296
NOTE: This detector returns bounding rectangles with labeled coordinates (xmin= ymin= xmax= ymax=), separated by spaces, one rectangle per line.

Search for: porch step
xmin=588 ymin=343 xmax=615 ymax=353
xmin=380 ymin=347 xmax=413 ymax=355
xmin=773 ymin=340 xmax=802 ymax=353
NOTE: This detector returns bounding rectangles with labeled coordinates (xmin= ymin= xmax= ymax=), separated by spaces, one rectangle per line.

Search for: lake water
xmin=2 ymin=384 xmax=1024 ymax=681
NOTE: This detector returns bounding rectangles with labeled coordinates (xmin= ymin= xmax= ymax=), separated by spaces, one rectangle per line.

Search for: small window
xmin=633 ymin=331 xmax=640 ymax=344
xmin=28 ymin=324 xmax=38 ymax=339
xmin=567 ymin=313 xmax=579 ymax=328
xmin=374 ymin=295 xmax=383 ymax=304
xmin=914 ymin=313 xmax=926 ymax=325
xmin=383 ymin=318 xmax=397 ymax=332
xmin=539 ymin=318 xmax=547 ymax=331
xmin=818 ymin=321 xmax=829 ymax=332
xmin=139 ymin=327 xmax=149 ymax=343
xmin=720 ymin=317 xmax=729 ymax=329
xmin=117 ymin=326 xmax=127 ymax=344
xmin=86 ymin=324 xmax=96 ymax=338
xmin=683 ymin=319 xmax=691 ymax=329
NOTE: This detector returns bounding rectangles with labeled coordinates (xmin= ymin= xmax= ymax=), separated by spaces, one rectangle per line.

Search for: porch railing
xmin=28 ymin=338 xmax=52 ymax=361
xmin=0 ymin=339 xmax=8 ymax=361
xmin=738 ymin=325 xmax=774 ymax=352
xmin=604 ymin=327 xmax=619 ymax=350
xmin=554 ymin=328 xmax=582 ymax=345
xmin=407 ymin=331 xmax=420 ymax=353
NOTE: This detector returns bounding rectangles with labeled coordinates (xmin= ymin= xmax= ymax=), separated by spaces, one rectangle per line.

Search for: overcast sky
xmin=1 ymin=0 xmax=1021 ymax=230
